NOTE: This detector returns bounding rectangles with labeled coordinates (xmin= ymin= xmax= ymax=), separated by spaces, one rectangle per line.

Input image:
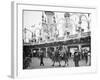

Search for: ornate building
xmin=23 ymin=11 xmax=91 ymax=57
xmin=41 ymin=11 xmax=57 ymax=41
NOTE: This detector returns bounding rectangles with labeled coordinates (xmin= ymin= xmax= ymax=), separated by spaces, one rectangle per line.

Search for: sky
xmin=24 ymin=10 xmax=42 ymax=31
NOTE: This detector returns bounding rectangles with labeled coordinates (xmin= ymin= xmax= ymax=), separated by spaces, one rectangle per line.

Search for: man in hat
xmin=40 ymin=49 xmax=44 ymax=66
xmin=73 ymin=51 xmax=80 ymax=67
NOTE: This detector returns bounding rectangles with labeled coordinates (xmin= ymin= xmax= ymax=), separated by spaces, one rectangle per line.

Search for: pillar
xmin=78 ymin=44 xmax=81 ymax=52
xmin=45 ymin=47 xmax=48 ymax=57
xmin=38 ymin=48 xmax=40 ymax=56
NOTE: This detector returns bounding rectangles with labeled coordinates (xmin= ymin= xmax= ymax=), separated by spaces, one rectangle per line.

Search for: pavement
xmin=27 ymin=57 xmax=90 ymax=69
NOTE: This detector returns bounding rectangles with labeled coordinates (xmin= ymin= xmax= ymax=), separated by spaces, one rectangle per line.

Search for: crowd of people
xmin=23 ymin=46 xmax=91 ymax=69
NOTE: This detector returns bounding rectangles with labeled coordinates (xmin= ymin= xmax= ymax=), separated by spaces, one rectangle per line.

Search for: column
xmin=45 ymin=47 xmax=48 ymax=57
xmin=54 ymin=46 xmax=56 ymax=51
xmin=78 ymin=44 xmax=81 ymax=52
xmin=67 ymin=46 xmax=70 ymax=53
xmin=38 ymin=48 xmax=40 ymax=57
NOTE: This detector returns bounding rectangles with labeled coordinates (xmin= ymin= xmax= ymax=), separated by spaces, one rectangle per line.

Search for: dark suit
xmin=73 ymin=52 xmax=80 ymax=67
xmin=40 ymin=51 xmax=44 ymax=66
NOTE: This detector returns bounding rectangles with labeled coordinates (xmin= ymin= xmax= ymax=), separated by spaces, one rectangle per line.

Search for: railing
xmin=81 ymin=31 xmax=91 ymax=37
xmin=67 ymin=31 xmax=91 ymax=40
xmin=24 ymin=31 xmax=91 ymax=45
